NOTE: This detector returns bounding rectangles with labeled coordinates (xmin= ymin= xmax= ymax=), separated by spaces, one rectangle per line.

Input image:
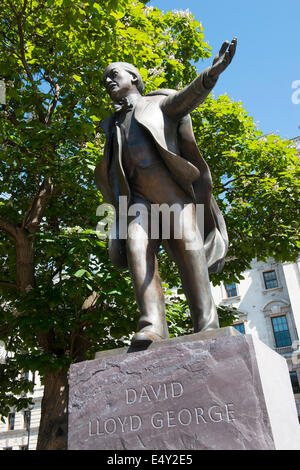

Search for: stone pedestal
xmin=68 ymin=328 xmax=300 ymax=450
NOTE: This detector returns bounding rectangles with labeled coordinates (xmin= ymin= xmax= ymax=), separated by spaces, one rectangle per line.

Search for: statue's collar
xmin=112 ymin=96 xmax=134 ymax=113
xmin=112 ymin=93 xmax=141 ymax=114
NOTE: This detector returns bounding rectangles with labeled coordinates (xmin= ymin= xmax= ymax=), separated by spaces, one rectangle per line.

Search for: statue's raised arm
xmin=161 ymin=37 xmax=237 ymax=120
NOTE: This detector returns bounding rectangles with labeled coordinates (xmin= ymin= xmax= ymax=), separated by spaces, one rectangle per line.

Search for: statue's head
xmin=103 ymin=62 xmax=144 ymax=101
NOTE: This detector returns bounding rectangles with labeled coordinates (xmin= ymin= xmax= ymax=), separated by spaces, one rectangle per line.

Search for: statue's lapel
xmin=99 ymin=115 xmax=115 ymax=138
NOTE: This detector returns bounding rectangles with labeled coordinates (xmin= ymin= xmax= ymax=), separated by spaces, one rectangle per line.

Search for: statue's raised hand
xmin=209 ymin=37 xmax=237 ymax=80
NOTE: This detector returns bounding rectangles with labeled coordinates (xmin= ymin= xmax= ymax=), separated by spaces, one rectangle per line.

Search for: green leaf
xmin=73 ymin=75 xmax=83 ymax=84
xmin=74 ymin=269 xmax=88 ymax=278
xmin=93 ymin=3 xmax=101 ymax=13
xmin=90 ymin=115 xmax=100 ymax=122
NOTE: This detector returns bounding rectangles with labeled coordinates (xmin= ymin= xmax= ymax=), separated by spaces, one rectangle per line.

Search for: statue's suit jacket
xmin=95 ymin=71 xmax=228 ymax=273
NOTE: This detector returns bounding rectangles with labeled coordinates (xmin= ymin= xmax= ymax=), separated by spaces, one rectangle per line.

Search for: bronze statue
xmin=95 ymin=38 xmax=237 ymax=346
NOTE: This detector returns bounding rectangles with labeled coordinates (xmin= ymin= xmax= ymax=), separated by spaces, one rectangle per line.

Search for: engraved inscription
xmin=126 ymin=381 xmax=184 ymax=404
xmin=150 ymin=404 xmax=235 ymax=429
xmin=89 ymin=415 xmax=142 ymax=436
xmin=87 ymin=378 xmax=236 ymax=438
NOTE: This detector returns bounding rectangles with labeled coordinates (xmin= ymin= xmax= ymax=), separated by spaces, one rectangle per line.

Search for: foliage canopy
xmin=0 ymin=0 xmax=298 ymax=446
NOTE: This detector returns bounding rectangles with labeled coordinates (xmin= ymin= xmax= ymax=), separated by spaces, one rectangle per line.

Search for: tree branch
xmin=0 ymin=106 xmax=21 ymax=127
xmin=0 ymin=281 xmax=17 ymax=289
xmin=81 ymin=291 xmax=100 ymax=312
xmin=3 ymin=138 xmax=36 ymax=158
xmin=0 ymin=30 xmax=22 ymax=57
xmin=214 ymin=173 xmax=262 ymax=192
xmin=6 ymin=0 xmax=18 ymax=16
xmin=45 ymin=79 xmax=62 ymax=125
xmin=0 ymin=218 xmax=17 ymax=239
xmin=20 ymin=0 xmax=28 ymax=18
xmin=22 ymin=177 xmax=53 ymax=233
xmin=12 ymin=6 xmax=45 ymax=123
xmin=51 ymin=258 xmax=65 ymax=281
xmin=22 ymin=0 xmax=47 ymax=23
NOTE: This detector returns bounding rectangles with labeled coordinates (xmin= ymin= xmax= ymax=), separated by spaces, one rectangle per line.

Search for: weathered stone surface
xmin=68 ymin=329 xmax=300 ymax=450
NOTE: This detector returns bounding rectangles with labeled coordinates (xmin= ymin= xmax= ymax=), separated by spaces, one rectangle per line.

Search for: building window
xmin=24 ymin=410 xmax=31 ymax=430
xmin=225 ymin=282 xmax=238 ymax=298
xmin=8 ymin=412 xmax=15 ymax=430
xmin=271 ymin=315 xmax=292 ymax=347
xmin=290 ymin=372 xmax=300 ymax=394
xmin=263 ymin=270 xmax=278 ymax=289
xmin=234 ymin=323 xmax=245 ymax=334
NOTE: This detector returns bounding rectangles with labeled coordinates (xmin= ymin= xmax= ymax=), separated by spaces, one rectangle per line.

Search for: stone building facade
xmin=211 ymin=258 xmax=300 ymax=421
xmin=0 ymin=371 xmax=43 ymax=450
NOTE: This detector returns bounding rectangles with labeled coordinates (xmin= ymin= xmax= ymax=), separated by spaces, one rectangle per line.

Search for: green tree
xmin=0 ymin=0 xmax=299 ymax=451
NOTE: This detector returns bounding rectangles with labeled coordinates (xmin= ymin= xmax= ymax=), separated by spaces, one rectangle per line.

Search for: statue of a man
xmin=95 ymin=38 xmax=237 ymax=346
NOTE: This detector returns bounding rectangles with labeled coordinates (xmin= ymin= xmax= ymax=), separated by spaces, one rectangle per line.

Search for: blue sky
xmin=150 ymin=0 xmax=300 ymax=140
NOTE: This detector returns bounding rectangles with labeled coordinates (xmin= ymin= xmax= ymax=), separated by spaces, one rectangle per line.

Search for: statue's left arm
xmin=161 ymin=38 xmax=237 ymax=120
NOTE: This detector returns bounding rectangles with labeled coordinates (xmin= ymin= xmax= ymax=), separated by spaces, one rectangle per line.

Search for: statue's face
xmin=104 ymin=65 xmax=138 ymax=101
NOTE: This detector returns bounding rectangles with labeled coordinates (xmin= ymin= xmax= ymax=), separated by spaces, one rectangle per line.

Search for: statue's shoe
xmin=131 ymin=330 xmax=165 ymax=348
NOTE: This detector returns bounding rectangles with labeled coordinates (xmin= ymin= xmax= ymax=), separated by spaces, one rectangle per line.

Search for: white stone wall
xmin=212 ymin=259 xmax=299 ymax=346
xmin=211 ymin=257 xmax=300 ymax=421
xmin=0 ymin=372 xmax=42 ymax=450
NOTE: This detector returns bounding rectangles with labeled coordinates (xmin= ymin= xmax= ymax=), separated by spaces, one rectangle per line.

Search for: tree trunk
xmin=36 ymin=368 xmax=69 ymax=450
xmin=15 ymin=227 xmax=35 ymax=291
